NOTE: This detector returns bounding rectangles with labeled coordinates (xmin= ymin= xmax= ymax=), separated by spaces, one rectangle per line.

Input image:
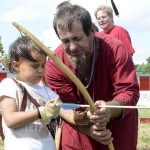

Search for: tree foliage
xmin=0 ymin=36 xmax=9 ymax=67
xmin=0 ymin=36 xmax=4 ymax=56
xmin=135 ymin=56 xmax=150 ymax=74
xmin=2 ymin=54 xmax=9 ymax=67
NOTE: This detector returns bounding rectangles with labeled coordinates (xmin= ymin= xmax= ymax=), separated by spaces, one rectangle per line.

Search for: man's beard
xmin=68 ymin=54 xmax=86 ymax=69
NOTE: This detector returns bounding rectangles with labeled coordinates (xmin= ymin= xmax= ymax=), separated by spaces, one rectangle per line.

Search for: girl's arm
xmin=1 ymin=96 xmax=40 ymax=128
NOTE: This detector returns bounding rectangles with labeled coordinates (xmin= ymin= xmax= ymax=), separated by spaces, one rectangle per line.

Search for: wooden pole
xmin=12 ymin=22 xmax=115 ymax=150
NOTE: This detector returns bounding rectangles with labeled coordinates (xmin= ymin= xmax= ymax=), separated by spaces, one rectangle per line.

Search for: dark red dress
xmin=45 ymin=34 xmax=139 ymax=150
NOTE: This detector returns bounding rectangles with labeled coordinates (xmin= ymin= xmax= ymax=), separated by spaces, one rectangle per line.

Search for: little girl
xmin=0 ymin=36 xmax=61 ymax=150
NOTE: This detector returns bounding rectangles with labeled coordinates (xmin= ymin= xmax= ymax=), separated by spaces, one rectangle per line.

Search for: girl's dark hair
xmin=8 ymin=36 xmax=46 ymax=73
xmin=53 ymin=4 xmax=93 ymax=38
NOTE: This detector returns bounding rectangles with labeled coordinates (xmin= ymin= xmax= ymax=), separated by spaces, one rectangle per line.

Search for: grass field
xmin=138 ymin=123 xmax=150 ymax=150
xmin=0 ymin=109 xmax=149 ymax=150
xmin=137 ymin=109 xmax=150 ymax=150
xmin=0 ymin=138 xmax=3 ymax=150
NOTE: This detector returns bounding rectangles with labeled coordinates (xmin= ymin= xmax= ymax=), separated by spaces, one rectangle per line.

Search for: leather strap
xmin=12 ymin=78 xmax=51 ymax=132
xmin=12 ymin=78 xmax=40 ymax=109
xmin=27 ymin=92 xmax=40 ymax=108
xmin=12 ymin=78 xmax=28 ymax=111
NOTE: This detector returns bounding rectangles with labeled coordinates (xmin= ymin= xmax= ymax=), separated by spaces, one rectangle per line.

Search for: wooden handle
xmin=12 ymin=21 xmax=114 ymax=150
xmin=55 ymin=126 xmax=62 ymax=150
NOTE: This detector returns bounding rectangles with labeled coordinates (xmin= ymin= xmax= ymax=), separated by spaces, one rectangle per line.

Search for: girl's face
xmin=13 ymin=51 xmax=46 ymax=85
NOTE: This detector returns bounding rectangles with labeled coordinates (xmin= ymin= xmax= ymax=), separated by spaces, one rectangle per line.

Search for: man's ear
xmin=12 ymin=61 xmax=20 ymax=72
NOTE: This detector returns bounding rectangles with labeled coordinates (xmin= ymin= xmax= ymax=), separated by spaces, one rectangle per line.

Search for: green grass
xmin=137 ymin=109 xmax=150 ymax=150
xmin=137 ymin=123 xmax=150 ymax=150
xmin=138 ymin=109 xmax=150 ymax=118
xmin=0 ymin=109 xmax=149 ymax=150
xmin=0 ymin=137 xmax=3 ymax=150
xmin=138 ymin=109 xmax=150 ymax=149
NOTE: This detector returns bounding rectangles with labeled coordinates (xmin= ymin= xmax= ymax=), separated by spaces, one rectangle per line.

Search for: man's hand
xmin=86 ymin=100 xmax=113 ymax=145
xmin=76 ymin=124 xmax=113 ymax=145
xmin=89 ymin=125 xmax=113 ymax=145
xmin=88 ymin=100 xmax=111 ymax=129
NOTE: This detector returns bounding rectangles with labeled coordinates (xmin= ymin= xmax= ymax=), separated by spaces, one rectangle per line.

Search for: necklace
xmin=84 ymin=39 xmax=96 ymax=89
xmin=42 ymin=81 xmax=51 ymax=100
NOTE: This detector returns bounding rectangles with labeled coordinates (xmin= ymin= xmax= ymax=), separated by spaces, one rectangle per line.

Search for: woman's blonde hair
xmin=94 ymin=5 xmax=113 ymax=19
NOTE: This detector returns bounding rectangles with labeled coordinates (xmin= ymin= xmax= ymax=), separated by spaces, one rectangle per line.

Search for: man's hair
xmin=94 ymin=5 xmax=113 ymax=19
xmin=53 ymin=4 xmax=93 ymax=37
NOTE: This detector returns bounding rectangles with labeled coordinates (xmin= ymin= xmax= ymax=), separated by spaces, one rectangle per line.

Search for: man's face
xmin=57 ymin=20 xmax=94 ymax=69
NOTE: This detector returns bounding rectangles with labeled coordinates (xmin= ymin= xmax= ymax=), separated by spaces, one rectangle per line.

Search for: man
xmin=94 ymin=5 xmax=135 ymax=56
xmin=45 ymin=4 xmax=139 ymax=150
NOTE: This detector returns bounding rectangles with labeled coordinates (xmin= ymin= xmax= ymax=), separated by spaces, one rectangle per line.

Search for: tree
xmin=0 ymin=36 xmax=9 ymax=67
xmin=135 ymin=56 xmax=150 ymax=74
xmin=0 ymin=36 xmax=4 ymax=56
xmin=135 ymin=63 xmax=146 ymax=74
xmin=143 ymin=57 xmax=150 ymax=74
xmin=2 ymin=54 xmax=9 ymax=67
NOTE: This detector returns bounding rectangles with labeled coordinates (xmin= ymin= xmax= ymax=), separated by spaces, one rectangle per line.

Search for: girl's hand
xmin=44 ymin=100 xmax=61 ymax=116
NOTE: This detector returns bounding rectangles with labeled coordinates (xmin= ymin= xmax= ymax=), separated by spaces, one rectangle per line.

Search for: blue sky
xmin=1 ymin=0 xmax=150 ymax=64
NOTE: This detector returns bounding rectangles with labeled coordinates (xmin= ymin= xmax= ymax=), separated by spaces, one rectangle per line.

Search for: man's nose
xmin=70 ymin=42 xmax=77 ymax=51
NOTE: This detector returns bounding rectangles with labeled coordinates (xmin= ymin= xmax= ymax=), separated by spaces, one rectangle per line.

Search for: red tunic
xmin=101 ymin=25 xmax=135 ymax=55
xmin=45 ymin=34 xmax=139 ymax=150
